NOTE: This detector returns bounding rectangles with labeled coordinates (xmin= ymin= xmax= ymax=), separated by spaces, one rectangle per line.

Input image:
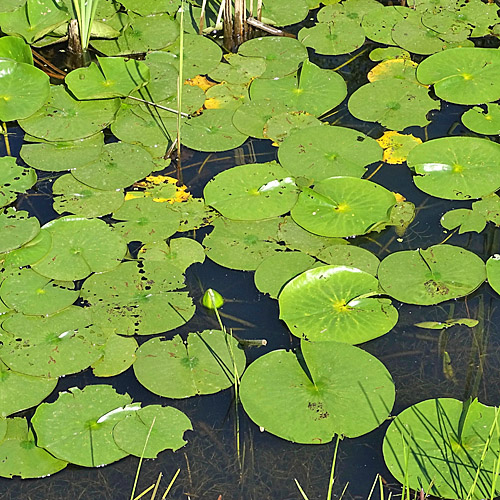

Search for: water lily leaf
xmin=0 ymin=361 xmax=57 ymax=417
xmin=20 ymin=133 xmax=104 ymax=172
xmin=209 ymin=53 xmax=266 ymax=84
xmin=472 ymin=194 xmax=500 ymax=225
xmin=278 ymin=125 xmax=382 ymax=181
xmin=113 ymin=405 xmax=192 ymax=458
xmin=264 ymin=113 xmax=322 ymax=144
xmin=119 ymin=0 xmax=180 ymax=16
xmin=238 ymin=36 xmax=308 ymax=79
xmin=416 ymin=48 xmax=500 ymax=105
xmin=203 ymin=217 xmax=284 ymax=271
xmin=81 ymin=261 xmax=194 ymax=335
xmin=255 ymin=252 xmax=317 ymax=299
xmin=376 ymin=131 xmax=422 ymax=164
xmin=348 ymin=79 xmax=439 ymax=130
xmin=32 ymin=217 xmax=126 ymax=281
xmin=204 ymin=162 xmax=298 ymax=220
xmin=0 ymin=268 xmax=78 ymax=315
xmin=32 ymin=385 xmax=138 ymax=467
xmin=205 ymin=82 xmax=249 ymax=110
xmin=240 ymin=340 xmax=395 ymax=442
xmin=440 ymin=208 xmax=486 ymax=234
xmin=66 ymin=57 xmax=150 ymax=99
xmin=279 ymin=265 xmax=397 ymax=343
xmin=415 ymin=318 xmax=479 ymax=330
xmin=0 ymin=418 xmax=67 ymax=478
xmin=0 ymin=35 xmax=32 ymax=64
xmin=378 ymin=244 xmax=486 ymax=305
xmin=0 ymin=0 xmax=27 ymax=13
xmin=18 ymin=85 xmax=120 ymax=141
xmin=91 ymin=12 xmax=179 ymax=56
xmin=457 ymin=0 xmax=500 ymax=37
xmin=91 ymin=333 xmax=138 ymax=378
xmin=362 ymin=5 xmax=411 ymax=44
xmin=0 ymin=58 xmax=49 ymax=122
xmin=71 ymin=142 xmax=156 ymax=190
xmin=134 ymin=330 xmax=246 ymax=398
xmin=180 ymin=109 xmax=248 ymax=153
xmin=367 ymin=58 xmax=419 ymax=84
xmin=462 ymin=104 xmax=500 ymax=136
xmin=316 ymin=245 xmax=380 ymax=276
xmin=318 ymin=0 xmax=384 ymax=21
xmin=0 ymin=208 xmax=40 ymax=254
xmin=250 ymin=0 xmax=309 ymax=26
xmin=139 ymin=238 xmax=205 ymax=272
xmin=383 ymin=398 xmax=500 ymax=500
xmin=0 ymin=306 xmax=103 ymax=378
xmin=369 ymin=47 xmax=411 ymax=62
xmin=1 ymin=230 xmax=51 ymax=270
xmin=135 ymin=51 xmax=178 ymax=102
xmin=291 ymin=177 xmax=396 ymax=238
xmin=250 ymin=60 xmax=347 ymax=117
xmin=174 ymin=197 xmax=216 ymax=232
xmin=0 ymin=156 xmax=36 ymax=208
xmin=486 ymin=255 xmax=500 ymax=296
xmin=407 ymin=137 xmax=500 ymax=200
xmin=111 ymin=196 xmax=181 ymax=243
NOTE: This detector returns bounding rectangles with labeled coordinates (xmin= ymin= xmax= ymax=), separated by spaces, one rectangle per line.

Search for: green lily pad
xmin=209 ymin=53 xmax=266 ymax=85
xmin=249 ymin=60 xmax=347 ymax=117
xmin=18 ymin=85 xmax=120 ymax=142
xmin=0 ymin=58 xmax=49 ymax=122
xmin=348 ymin=79 xmax=439 ymax=130
xmin=369 ymin=47 xmax=411 ymax=62
xmin=204 ymin=162 xmax=298 ymax=220
xmin=415 ymin=318 xmax=479 ymax=330
xmin=407 ymin=137 xmax=500 ymax=200
xmin=416 ymin=48 xmax=500 ymax=105
xmin=32 ymin=217 xmax=126 ymax=281
xmin=362 ymin=6 xmax=412 ymax=44
xmin=113 ymin=405 xmax=192 ymax=458
xmin=0 ymin=156 xmax=36 ymax=209
xmin=1 ymin=229 xmax=51 ymax=270
xmin=238 ymin=36 xmax=308 ymax=79
xmin=71 ymin=142 xmax=156 ymax=190
xmin=0 ymin=361 xmax=57 ymax=417
xmin=203 ymin=217 xmax=284 ymax=271
xmin=0 ymin=0 xmax=27 ymax=13
xmin=204 ymin=82 xmax=249 ymax=110
xmin=136 ymin=51 xmax=178 ymax=102
xmin=486 ymin=255 xmax=500 ymax=296
xmin=20 ymin=133 xmax=104 ymax=172
xmin=291 ymin=177 xmax=396 ymax=238
xmin=264 ymin=113 xmax=322 ymax=144
xmin=440 ymin=208 xmax=486 ymax=234
xmin=250 ymin=0 xmax=309 ymax=26
xmin=174 ymin=197 xmax=216 ymax=232
xmin=462 ymin=104 xmax=500 ymax=136
xmin=0 ymin=208 xmax=40 ymax=254
xmin=32 ymin=385 xmax=138 ymax=467
xmin=0 ymin=306 xmax=103 ymax=378
xmin=0 ymin=35 xmax=32 ymax=64
xmin=134 ymin=330 xmax=246 ymax=398
xmin=378 ymin=244 xmax=486 ymax=305
xmin=240 ymin=340 xmax=395 ymax=443
xmin=0 ymin=268 xmax=78 ymax=315
xmin=473 ymin=194 xmax=500 ymax=226
xmin=0 ymin=417 xmax=67 ymax=478
xmin=119 ymin=0 xmax=180 ymax=16
xmin=458 ymin=0 xmax=500 ymax=37
xmin=65 ymin=56 xmax=150 ymax=99
xmin=316 ymin=245 xmax=380 ymax=276
xmin=278 ymin=126 xmax=382 ymax=181
xmin=81 ymin=261 xmax=195 ymax=335
xmin=91 ymin=333 xmax=138 ymax=378
xmin=279 ymin=265 xmax=397 ymax=343
xmin=383 ymin=398 xmax=500 ymax=500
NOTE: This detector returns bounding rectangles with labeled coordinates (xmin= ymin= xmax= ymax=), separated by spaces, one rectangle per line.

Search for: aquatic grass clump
xmin=71 ymin=0 xmax=99 ymax=53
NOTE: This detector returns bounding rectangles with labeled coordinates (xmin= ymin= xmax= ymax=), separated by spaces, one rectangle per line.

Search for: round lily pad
xmin=113 ymin=405 xmax=192 ymax=458
xmin=32 ymin=217 xmax=126 ymax=281
xmin=362 ymin=6 xmax=411 ymax=44
xmin=0 ymin=208 xmax=40 ymax=254
xmin=441 ymin=208 xmax=486 ymax=234
xmin=407 ymin=137 xmax=500 ymax=200
xmin=486 ymin=255 xmax=500 ymax=296
xmin=279 ymin=265 xmax=398 ymax=343
xmin=81 ymin=261 xmax=195 ymax=336
xmin=291 ymin=177 xmax=396 ymax=238
xmin=203 ymin=162 xmax=298 ymax=220
xmin=240 ymin=340 xmax=395 ymax=443
xmin=32 ymin=385 xmax=138 ymax=467
xmin=0 ymin=35 xmax=32 ymax=64
xmin=278 ymin=126 xmax=383 ymax=181
xmin=18 ymin=85 xmax=120 ymax=142
xmin=91 ymin=333 xmax=138 ymax=378
xmin=383 ymin=398 xmax=500 ymax=500
xmin=462 ymin=104 xmax=500 ymax=136
xmin=250 ymin=0 xmax=309 ymax=26
xmin=0 ymin=156 xmax=36 ymax=209
xmin=1 ymin=229 xmax=51 ymax=270
xmin=134 ymin=330 xmax=246 ymax=398
xmin=209 ymin=53 xmax=266 ymax=85
xmin=416 ymin=48 xmax=500 ymax=105
xmin=378 ymin=244 xmax=486 ymax=305
xmin=264 ymin=112 xmax=322 ymax=144
xmin=204 ymin=82 xmax=249 ymax=110
xmin=316 ymin=245 xmax=380 ymax=276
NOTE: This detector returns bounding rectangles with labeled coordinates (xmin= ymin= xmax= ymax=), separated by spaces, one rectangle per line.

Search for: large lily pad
xmin=378 ymin=245 xmax=486 ymax=305
xmin=134 ymin=330 xmax=246 ymax=398
xmin=279 ymin=265 xmax=398 ymax=343
xmin=407 ymin=137 xmax=500 ymax=200
xmin=240 ymin=340 xmax=395 ymax=443
xmin=383 ymin=398 xmax=500 ymax=500
xmin=0 ymin=209 xmax=39 ymax=254
xmin=0 ymin=156 xmax=36 ymax=209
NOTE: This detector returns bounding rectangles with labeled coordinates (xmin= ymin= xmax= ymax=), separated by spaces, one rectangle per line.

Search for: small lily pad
xmin=441 ymin=208 xmax=486 ymax=234
xmin=0 ymin=156 xmax=36 ymax=209
xmin=1 ymin=229 xmax=51 ymax=270
xmin=486 ymin=255 xmax=500 ymax=296
xmin=91 ymin=333 xmax=138 ymax=378
xmin=376 ymin=131 xmax=422 ymax=164
xmin=0 ymin=208 xmax=40 ymax=254
xmin=461 ymin=104 xmax=500 ymax=136
xmin=415 ymin=318 xmax=479 ymax=330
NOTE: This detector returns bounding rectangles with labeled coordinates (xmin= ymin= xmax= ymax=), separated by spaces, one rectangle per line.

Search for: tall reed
xmin=71 ymin=0 xmax=99 ymax=52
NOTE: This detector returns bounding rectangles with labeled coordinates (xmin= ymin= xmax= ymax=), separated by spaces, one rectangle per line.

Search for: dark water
xmin=2 ymin=35 xmax=500 ymax=500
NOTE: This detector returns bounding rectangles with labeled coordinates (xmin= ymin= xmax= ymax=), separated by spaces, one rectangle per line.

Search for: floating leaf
xmin=91 ymin=333 xmax=138 ymax=378
xmin=440 ymin=208 xmax=486 ymax=234
xmin=250 ymin=0 xmax=309 ymax=26
xmin=0 ymin=156 xmax=36 ymax=208
xmin=486 ymin=255 xmax=500 ymax=296
xmin=376 ymin=131 xmax=422 ymax=164
xmin=264 ymin=112 xmax=322 ymax=144
xmin=0 ymin=35 xmax=32 ymax=63
xmin=461 ymin=104 xmax=500 ymax=136
xmin=209 ymin=53 xmax=266 ymax=84
xmin=414 ymin=318 xmax=479 ymax=329
xmin=1 ymin=230 xmax=51 ymax=270
xmin=204 ymin=82 xmax=249 ymax=110
xmin=316 ymin=245 xmax=380 ymax=276
xmin=362 ymin=5 xmax=411 ymax=44
xmin=369 ymin=47 xmax=411 ymax=61
xmin=367 ymin=58 xmax=419 ymax=84
xmin=0 ymin=208 xmax=39 ymax=254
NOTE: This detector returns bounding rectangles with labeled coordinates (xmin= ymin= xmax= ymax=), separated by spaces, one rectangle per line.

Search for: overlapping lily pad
xmin=378 ymin=245 xmax=486 ymax=305
xmin=240 ymin=340 xmax=395 ymax=443
xmin=1 ymin=229 xmax=51 ymax=270
xmin=209 ymin=53 xmax=266 ymax=84
xmin=91 ymin=333 xmax=138 ymax=378
xmin=0 ymin=208 xmax=39 ymax=254
xmin=461 ymin=104 xmax=500 ymax=136
xmin=0 ymin=156 xmax=36 ymax=208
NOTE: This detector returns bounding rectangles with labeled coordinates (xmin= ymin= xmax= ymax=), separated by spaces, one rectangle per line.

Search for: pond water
xmin=1 ymin=4 xmax=500 ymax=500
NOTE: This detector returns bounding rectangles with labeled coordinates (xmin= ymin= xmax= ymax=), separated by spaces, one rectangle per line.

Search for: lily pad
xmin=209 ymin=53 xmax=266 ymax=84
xmin=278 ymin=126 xmax=382 ymax=181
xmin=291 ymin=177 xmax=396 ymax=238
xmin=279 ymin=265 xmax=397 ymax=343
xmin=376 ymin=131 xmax=422 ymax=164
xmin=0 ymin=0 xmax=27 ymax=13
xmin=0 ymin=156 xmax=36 ymax=209
xmin=32 ymin=385 xmax=138 ymax=467
xmin=240 ymin=340 xmax=395 ymax=443
xmin=378 ymin=244 xmax=486 ymax=305
xmin=362 ymin=6 xmax=412 ymax=44
xmin=91 ymin=333 xmax=138 ymax=378
xmin=250 ymin=0 xmax=309 ymax=26
xmin=0 ymin=208 xmax=40 ymax=254
xmin=264 ymin=113 xmax=322 ymax=144
xmin=0 ymin=35 xmax=32 ymax=63
xmin=133 ymin=330 xmax=246 ymax=398
xmin=32 ymin=217 xmax=126 ymax=281
xmin=407 ymin=137 xmax=500 ymax=200
xmin=440 ymin=208 xmax=486 ymax=234
xmin=1 ymin=229 xmax=51 ymax=270
xmin=113 ymin=405 xmax=192 ymax=458
xmin=204 ymin=82 xmax=249 ymax=110
xmin=486 ymin=255 xmax=500 ymax=296
xmin=316 ymin=245 xmax=380 ymax=276
xmin=462 ymin=104 xmax=500 ymax=136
